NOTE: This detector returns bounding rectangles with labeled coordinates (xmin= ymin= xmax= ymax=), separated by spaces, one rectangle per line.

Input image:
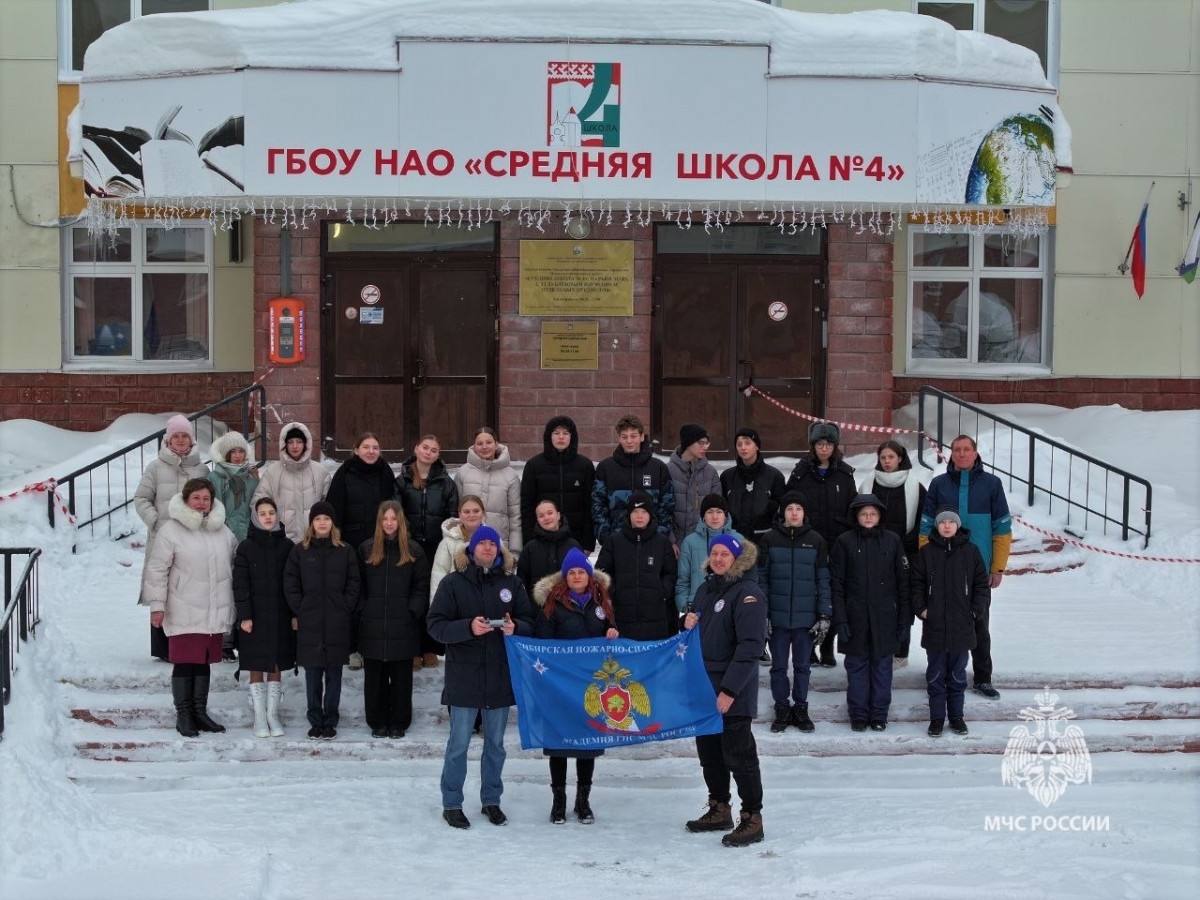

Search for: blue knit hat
xmin=707 ymin=533 xmax=744 ymax=558
xmin=560 ymin=546 xmax=594 ymax=580
xmin=468 ymin=524 xmax=503 ymax=557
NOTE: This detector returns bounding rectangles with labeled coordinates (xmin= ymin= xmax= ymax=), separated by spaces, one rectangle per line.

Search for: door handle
xmin=738 ymin=359 xmax=754 ymax=391
xmin=412 ymin=358 xmax=425 ymax=389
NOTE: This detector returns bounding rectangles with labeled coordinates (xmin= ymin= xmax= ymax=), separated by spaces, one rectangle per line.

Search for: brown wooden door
xmin=655 ymin=260 xmax=824 ymax=458
xmin=323 ymin=260 xmax=495 ymax=461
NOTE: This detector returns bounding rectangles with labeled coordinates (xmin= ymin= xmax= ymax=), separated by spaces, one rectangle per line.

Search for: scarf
xmin=568 ymin=589 xmax=591 ymax=610
xmin=862 ymin=469 xmax=920 ymax=534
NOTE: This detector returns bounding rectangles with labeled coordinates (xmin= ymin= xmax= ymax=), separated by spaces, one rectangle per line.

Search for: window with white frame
xmin=915 ymin=0 xmax=1057 ymax=82
xmin=908 ymin=230 xmax=1050 ymax=370
xmin=60 ymin=0 xmax=211 ymax=76
xmin=67 ymin=224 xmax=213 ymax=366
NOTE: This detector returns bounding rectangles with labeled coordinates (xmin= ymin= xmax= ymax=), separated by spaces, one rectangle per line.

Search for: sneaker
xmin=850 ymin=720 xmax=867 ymax=732
xmin=949 ymin=718 xmax=969 ymax=735
xmin=348 ymin=652 xmax=364 ymax=671
xmin=307 ymin=725 xmax=322 ymax=740
xmin=770 ymin=704 xmax=791 ymax=733
xmin=221 ymin=647 xmax=238 ymax=663
xmin=388 ymin=727 xmax=406 ymax=739
xmin=481 ymin=805 xmax=507 ymax=826
xmin=443 ymin=808 xmax=470 ymax=829
xmin=928 ymin=720 xmax=944 ymax=737
xmin=371 ymin=727 xmax=388 ymax=738
xmin=758 ymin=648 xmax=771 ymax=667
xmin=321 ymin=726 xmax=337 ymax=740
xmin=869 ymin=721 xmax=887 ymax=732
xmin=791 ymin=703 xmax=815 ymax=733
xmin=721 ymin=812 xmax=764 ymax=848
xmin=973 ymin=683 xmax=1000 ymax=700
xmin=685 ymin=798 xmax=733 ymax=833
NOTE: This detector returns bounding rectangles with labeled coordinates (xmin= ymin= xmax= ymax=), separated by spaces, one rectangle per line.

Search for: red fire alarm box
xmin=268 ymin=297 xmax=305 ymax=365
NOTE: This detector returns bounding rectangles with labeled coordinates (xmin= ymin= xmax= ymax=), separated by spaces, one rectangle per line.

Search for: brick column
xmin=497 ymin=217 xmax=654 ymax=462
xmin=823 ymin=222 xmax=895 ymax=454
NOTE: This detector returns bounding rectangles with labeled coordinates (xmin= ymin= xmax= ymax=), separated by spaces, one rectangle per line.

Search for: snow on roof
xmin=84 ymin=0 xmax=1054 ymax=91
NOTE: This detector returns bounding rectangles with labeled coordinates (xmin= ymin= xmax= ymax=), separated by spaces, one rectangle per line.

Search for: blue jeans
xmin=768 ymin=626 xmax=814 ymax=706
xmin=844 ymin=654 xmax=893 ymax=724
xmin=304 ymin=665 xmax=343 ymax=728
xmin=926 ymin=651 xmax=969 ymax=722
xmin=441 ymin=706 xmax=510 ymax=810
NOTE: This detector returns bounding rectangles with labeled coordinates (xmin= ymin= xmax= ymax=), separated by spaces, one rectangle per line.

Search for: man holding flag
xmin=682 ymin=534 xmax=769 ymax=848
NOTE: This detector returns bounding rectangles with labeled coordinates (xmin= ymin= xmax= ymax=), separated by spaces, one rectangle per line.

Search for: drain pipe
xmin=280 ymin=226 xmax=292 ymax=294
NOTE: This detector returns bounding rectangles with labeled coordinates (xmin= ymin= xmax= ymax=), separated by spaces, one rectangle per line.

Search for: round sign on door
xmin=360 ymin=284 xmax=382 ymax=305
xmin=767 ymin=301 xmax=788 ymax=322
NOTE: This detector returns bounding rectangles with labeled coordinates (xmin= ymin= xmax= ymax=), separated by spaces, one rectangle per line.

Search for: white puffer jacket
xmin=453 ymin=444 xmax=522 ymax=551
xmin=134 ymin=441 xmax=208 ymax=605
xmin=142 ymin=493 xmax=238 ymax=637
xmin=429 ymin=517 xmax=470 ymax=600
xmin=252 ymin=422 xmax=332 ymax=543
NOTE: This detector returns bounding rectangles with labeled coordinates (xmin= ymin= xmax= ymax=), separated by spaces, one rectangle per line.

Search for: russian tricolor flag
xmin=1130 ymin=202 xmax=1149 ymax=299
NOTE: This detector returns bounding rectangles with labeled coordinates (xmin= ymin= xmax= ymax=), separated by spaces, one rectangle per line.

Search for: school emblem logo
xmin=547 ymin=61 xmax=621 ymax=148
xmin=583 ymin=657 xmax=658 ymax=733
xmin=595 ymin=606 xmax=606 ymax=620
xmin=500 ymin=588 xmax=513 ymax=604
xmin=714 ymin=599 xmax=725 ymax=613
xmin=1001 ymin=688 xmax=1092 ymax=808
xmin=642 ymin=475 xmax=652 ymax=487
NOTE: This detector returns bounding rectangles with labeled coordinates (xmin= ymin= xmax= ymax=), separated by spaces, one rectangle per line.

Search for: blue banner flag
xmin=505 ymin=629 xmax=723 ymax=751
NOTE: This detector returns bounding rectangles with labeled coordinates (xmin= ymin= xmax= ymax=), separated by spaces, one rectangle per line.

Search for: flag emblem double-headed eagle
xmin=1001 ymin=688 xmax=1092 ymax=808
xmin=584 ymin=657 xmax=651 ymax=731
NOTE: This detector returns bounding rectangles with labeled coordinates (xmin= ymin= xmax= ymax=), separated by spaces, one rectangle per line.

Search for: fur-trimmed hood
xmin=532 ymin=568 xmax=612 ymax=608
xmin=167 ymin=491 xmax=228 ymax=532
xmin=702 ymin=537 xmax=759 ymax=580
xmin=452 ymin=544 xmax=517 ymax=576
xmin=211 ymin=430 xmax=254 ymax=467
xmin=278 ymin=421 xmax=316 ymax=468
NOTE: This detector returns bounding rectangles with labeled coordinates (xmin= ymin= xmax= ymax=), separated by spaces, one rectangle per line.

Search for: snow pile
xmin=84 ymin=0 xmax=1053 ymax=90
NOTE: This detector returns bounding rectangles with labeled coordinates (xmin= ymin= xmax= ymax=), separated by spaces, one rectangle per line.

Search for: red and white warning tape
xmin=1013 ymin=515 xmax=1200 ymax=565
xmin=0 ymin=478 xmax=76 ymax=525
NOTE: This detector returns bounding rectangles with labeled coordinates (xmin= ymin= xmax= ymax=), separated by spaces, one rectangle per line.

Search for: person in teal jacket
xmin=675 ymin=494 xmax=745 ymax=614
xmin=209 ymin=430 xmax=259 ymax=542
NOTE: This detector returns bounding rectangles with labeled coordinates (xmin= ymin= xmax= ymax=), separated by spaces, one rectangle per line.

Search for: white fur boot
xmin=266 ymin=681 xmax=285 ymax=737
xmin=249 ymin=682 xmax=270 ymax=738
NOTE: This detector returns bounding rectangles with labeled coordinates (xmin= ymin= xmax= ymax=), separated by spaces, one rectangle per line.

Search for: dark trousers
xmin=819 ymin=630 xmax=835 ymax=662
xmin=695 ymin=715 xmax=762 ymax=814
xmin=926 ymin=650 xmax=969 ymax=722
xmin=363 ymin=658 xmax=413 ymax=730
xmin=304 ymin=665 xmax=344 ymax=728
xmin=151 ymin=623 xmax=169 ymax=660
xmin=971 ymin=598 xmax=993 ymax=685
xmin=549 ymin=756 xmax=596 ymax=789
xmin=768 ymin=626 xmax=813 ymax=706
xmin=844 ymin=654 xmax=893 ymax=724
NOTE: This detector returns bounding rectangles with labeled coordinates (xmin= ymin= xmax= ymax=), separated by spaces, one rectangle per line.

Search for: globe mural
xmin=965 ymin=112 xmax=1056 ymax=205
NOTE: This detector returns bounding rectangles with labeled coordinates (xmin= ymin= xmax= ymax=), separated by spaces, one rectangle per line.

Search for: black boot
xmin=574 ymin=784 xmax=594 ymax=824
xmin=770 ymin=704 xmax=791 ymax=733
xmin=550 ymin=787 xmax=567 ymax=825
xmin=190 ymin=674 xmax=225 ymax=733
xmin=172 ymin=676 xmax=198 ymax=737
xmin=685 ymin=798 xmax=734 ymax=833
xmin=791 ymin=703 xmax=815 ymax=732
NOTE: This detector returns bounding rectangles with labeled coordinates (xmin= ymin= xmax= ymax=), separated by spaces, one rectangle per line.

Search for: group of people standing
xmin=131 ymin=408 xmax=1011 ymax=847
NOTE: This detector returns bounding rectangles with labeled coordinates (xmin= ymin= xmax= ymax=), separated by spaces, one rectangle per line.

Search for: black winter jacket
xmin=691 ymin=542 xmax=768 ymax=719
xmin=787 ymin=455 xmax=857 ymax=545
xmin=859 ymin=448 xmax=927 ymax=557
xmin=830 ymin=525 xmax=911 ymax=659
xmin=283 ymin=538 xmax=362 ymax=668
xmin=591 ymin=442 xmax=674 ymax=544
xmin=356 ymin=537 xmax=431 ymax=661
xmin=911 ymin=529 xmax=989 ymax=654
xmin=596 ymin=518 xmax=678 ymax=641
xmin=426 ymin=548 xmax=535 ymax=709
xmin=720 ymin=457 xmax=787 ymax=539
xmin=516 ymin=525 xmax=582 ymax=595
xmin=233 ymin=523 xmax=297 ymax=673
xmin=532 ymin=570 xmax=615 ymax=642
xmin=326 ymin=455 xmax=396 ymax=551
xmin=520 ymin=416 xmax=597 ymax=551
xmin=396 ymin=458 xmax=459 ymax=556
xmin=757 ymin=523 xmax=832 ymax=630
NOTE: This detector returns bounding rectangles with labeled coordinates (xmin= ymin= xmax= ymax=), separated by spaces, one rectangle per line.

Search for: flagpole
xmin=1118 ymin=180 xmax=1155 ymax=274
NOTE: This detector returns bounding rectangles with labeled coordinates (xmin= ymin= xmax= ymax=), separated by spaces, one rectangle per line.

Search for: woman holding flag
xmin=532 ymin=547 xmax=620 ymax=825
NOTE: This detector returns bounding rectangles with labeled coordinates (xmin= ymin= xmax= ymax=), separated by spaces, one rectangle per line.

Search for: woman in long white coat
xmin=134 ymin=414 xmax=207 ymax=659
xmin=252 ymin=422 xmax=331 ymax=543
xmin=142 ymin=477 xmax=238 ymax=737
xmin=453 ymin=427 xmax=522 ymax=553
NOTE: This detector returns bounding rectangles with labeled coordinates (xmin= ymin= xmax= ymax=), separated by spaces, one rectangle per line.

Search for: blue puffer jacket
xmin=919 ymin=457 xmax=1012 ymax=573
xmin=675 ymin=519 xmax=745 ymax=613
xmin=757 ymin=523 xmax=831 ymax=629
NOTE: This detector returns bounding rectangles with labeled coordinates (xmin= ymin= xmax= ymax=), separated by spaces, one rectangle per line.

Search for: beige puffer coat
xmin=142 ymin=493 xmax=238 ymax=637
xmin=252 ymin=422 xmax=332 ymax=543
xmin=429 ymin=517 xmax=470 ymax=600
xmin=453 ymin=444 xmax=522 ymax=552
xmin=134 ymin=442 xmax=208 ymax=605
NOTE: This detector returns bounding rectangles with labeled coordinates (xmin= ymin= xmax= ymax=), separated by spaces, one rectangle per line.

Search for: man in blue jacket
xmin=919 ymin=435 xmax=1012 ymax=700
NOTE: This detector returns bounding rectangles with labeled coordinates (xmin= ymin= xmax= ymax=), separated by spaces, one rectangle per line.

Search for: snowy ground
xmin=1 ymin=404 xmax=1198 ymax=899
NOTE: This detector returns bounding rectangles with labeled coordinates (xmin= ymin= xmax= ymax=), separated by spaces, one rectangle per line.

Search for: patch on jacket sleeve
xmin=742 ymin=595 xmax=758 ymax=603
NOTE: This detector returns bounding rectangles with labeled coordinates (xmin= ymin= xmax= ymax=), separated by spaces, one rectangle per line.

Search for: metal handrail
xmin=917 ymin=385 xmax=1152 ymax=547
xmin=52 ymin=384 xmax=268 ymax=539
xmin=1 ymin=547 xmax=42 ymax=739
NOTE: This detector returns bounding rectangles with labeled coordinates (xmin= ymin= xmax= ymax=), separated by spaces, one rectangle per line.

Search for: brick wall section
xmin=497 ymin=217 xmax=654 ymax=462
xmin=0 ymin=372 xmax=251 ymax=432
xmin=822 ymin=223 xmax=895 ymax=454
xmin=893 ymin=377 xmax=1200 ymax=412
xmin=252 ymin=220 xmax=324 ymax=460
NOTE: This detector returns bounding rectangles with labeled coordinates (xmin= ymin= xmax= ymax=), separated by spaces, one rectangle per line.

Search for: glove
xmin=809 ymin=617 xmax=830 ymax=643
xmin=837 ymin=624 xmax=850 ymax=645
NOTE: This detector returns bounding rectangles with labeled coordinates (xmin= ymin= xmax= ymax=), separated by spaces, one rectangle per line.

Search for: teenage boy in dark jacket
xmin=520 ymin=416 xmax=596 ymax=551
xmin=757 ymin=492 xmax=831 ymax=733
xmin=682 ymin=534 xmax=768 ymax=848
xmin=596 ymin=492 xmax=678 ymax=641
xmin=592 ymin=415 xmax=674 ymax=544
xmin=912 ymin=508 xmax=989 ymax=736
xmin=427 ymin=525 xmax=535 ymax=829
